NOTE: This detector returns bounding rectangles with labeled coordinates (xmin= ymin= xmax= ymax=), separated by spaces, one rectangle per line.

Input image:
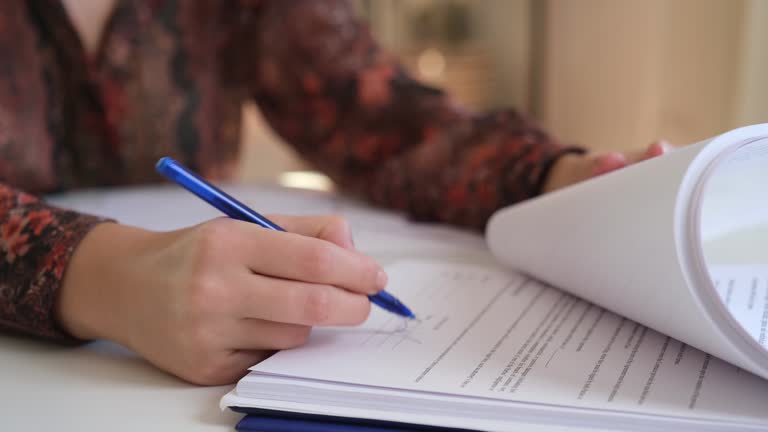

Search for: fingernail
xmin=593 ymin=153 xmax=626 ymax=176
xmin=659 ymin=140 xmax=672 ymax=153
xmin=375 ymin=270 xmax=388 ymax=292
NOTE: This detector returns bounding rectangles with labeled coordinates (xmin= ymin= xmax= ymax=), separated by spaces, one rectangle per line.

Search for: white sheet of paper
xmin=710 ymin=265 xmax=768 ymax=349
xmin=486 ymin=127 xmax=768 ymax=380
xmin=228 ymin=260 xmax=768 ymax=430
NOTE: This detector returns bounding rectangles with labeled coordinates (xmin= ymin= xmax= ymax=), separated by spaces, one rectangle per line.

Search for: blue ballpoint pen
xmin=155 ymin=157 xmax=415 ymax=320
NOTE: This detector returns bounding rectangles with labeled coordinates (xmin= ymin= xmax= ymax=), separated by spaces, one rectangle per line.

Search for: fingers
xmin=631 ymin=139 xmax=671 ymax=163
xmin=234 ymin=273 xmax=372 ymax=326
xmin=591 ymin=139 xmax=673 ymax=178
xmin=229 ymin=318 xmax=313 ymax=350
xmin=129 ymin=214 xmax=381 ymax=387
xmin=267 ymin=214 xmax=355 ymax=250
xmin=591 ymin=152 xmax=627 ymax=176
xmin=227 ymin=221 xmax=386 ymax=295
xmin=645 ymin=141 xmax=666 ymax=159
xmin=179 ymin=349 xmax=274 ymax=386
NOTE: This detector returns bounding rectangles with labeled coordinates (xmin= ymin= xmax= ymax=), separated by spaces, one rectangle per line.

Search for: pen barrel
xmin=155 ymin=157 xmax=285 ymax=231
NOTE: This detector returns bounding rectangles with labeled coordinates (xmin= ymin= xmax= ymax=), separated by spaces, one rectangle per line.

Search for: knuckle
xmin=321 ymin=215 xmax=353 ymax=248
xmin=350 ymin=298 xmax=372 ymax=325
xmin=303 ymin=286 xmax=332 ymax=324
xmin=186 ymin=275 xmax=223 ymax=315
xmin=193 ymin=218 xmax=235 ymax=258
xmin=303 ymin=243 xmax=335 ymax=280
xmin=361 ymin=258 xmax=382 ymax=291
xmin=274 ymin=326 xmax=311 ymax=349
xmin=326 ymin=215 xmax=349 ymax=233
xmin=197 ymin=218 xmax=229 ymax=243
xmin=292 ymin=326 xmax=312 ymax=346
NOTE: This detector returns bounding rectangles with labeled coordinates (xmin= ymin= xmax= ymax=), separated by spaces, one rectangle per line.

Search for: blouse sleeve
xmin=235 ymin=0 xmax=583 ymax=230
xmin=0 ymin=1 xmax=114 ymax=340
xmin=0 ymin=184 xmax=107 ymax=340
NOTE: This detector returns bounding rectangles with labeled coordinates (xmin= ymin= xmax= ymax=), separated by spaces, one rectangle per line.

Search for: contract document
xmin=222 ymin=261 xmax=768 ymax=431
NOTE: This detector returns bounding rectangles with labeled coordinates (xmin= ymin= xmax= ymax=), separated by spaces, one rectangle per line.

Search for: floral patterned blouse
xmin=0 ymin=0 xmax=579 ymax=341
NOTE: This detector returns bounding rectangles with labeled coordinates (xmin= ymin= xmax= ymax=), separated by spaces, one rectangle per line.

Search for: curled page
xmin=486 ymin=124 xmax=768 ymax=380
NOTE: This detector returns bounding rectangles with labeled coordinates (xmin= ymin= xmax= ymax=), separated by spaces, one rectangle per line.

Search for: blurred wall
xmin=736 ymin=0 xmax=768 ymax=127
xmin=359 ymin=0 xmax=532 ymax=109
xmin=539 ymin=0 xmax=767 ymax=150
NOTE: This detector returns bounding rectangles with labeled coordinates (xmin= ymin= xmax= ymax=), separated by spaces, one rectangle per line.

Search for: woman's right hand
xmin=56 ymin=215 xmax=386 ymax=385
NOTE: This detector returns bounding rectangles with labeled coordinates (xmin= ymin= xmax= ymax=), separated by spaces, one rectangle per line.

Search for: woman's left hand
xmin=543 ymin=140 xmax=672 ymax=193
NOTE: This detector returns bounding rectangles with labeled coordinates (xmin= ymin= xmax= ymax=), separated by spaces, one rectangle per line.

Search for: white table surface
xmin=0 ymin=183 xmax=491 ymax=432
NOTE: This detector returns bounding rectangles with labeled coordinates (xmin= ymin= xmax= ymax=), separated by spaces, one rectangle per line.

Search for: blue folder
xmin=233 ymin=408 xmax=482 ymax=432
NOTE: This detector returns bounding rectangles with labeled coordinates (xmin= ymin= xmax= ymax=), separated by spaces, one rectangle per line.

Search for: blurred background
xmin=240 ymin=0 xmax=768 ymax=189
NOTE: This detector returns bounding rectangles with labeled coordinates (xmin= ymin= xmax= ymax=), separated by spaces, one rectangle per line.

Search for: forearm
xmin=360 ymin=110 xmax=583 ymax=229
xmin=242 ymin=0 xmax=581 ymax=230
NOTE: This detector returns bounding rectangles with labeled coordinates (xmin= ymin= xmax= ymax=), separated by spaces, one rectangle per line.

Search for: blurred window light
xmin=417 ymin=48 xmax=446 ymax=81
xmin=278 ymin=170 xmax=334 ymax=191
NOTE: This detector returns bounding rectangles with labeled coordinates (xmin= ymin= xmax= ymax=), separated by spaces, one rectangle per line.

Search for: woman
xmin=0 ymin=0 xmax=665 ymax=385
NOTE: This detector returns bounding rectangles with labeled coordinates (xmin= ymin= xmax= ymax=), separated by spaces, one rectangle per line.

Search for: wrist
xmin=542 ymin=153 xmax=587 ymax=193
xmin=56 ymin=223 xmax=157 ymax=345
